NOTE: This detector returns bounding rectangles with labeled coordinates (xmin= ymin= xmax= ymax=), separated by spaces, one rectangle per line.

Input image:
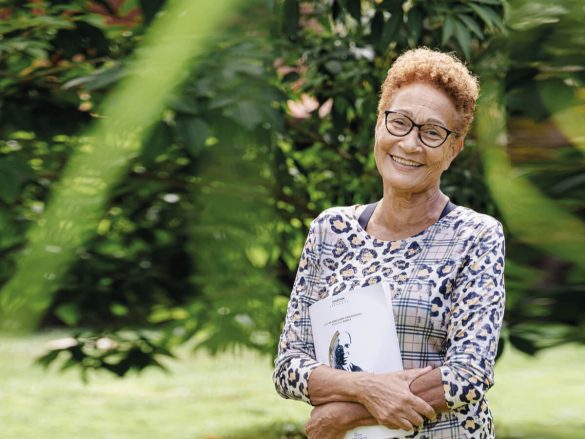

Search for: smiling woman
xmin=273 ymin=47 xmax=505 ymax=439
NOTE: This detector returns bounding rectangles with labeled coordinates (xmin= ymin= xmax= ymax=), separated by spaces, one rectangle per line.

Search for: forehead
xmin=338 ymin=333 xmax=351 ymax=343
xmin=386 ymin=82 xmax=457 ymax=126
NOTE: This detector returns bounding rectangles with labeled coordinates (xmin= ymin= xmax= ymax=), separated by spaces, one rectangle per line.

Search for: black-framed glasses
xmin=384 ymin=111 xmax=458 ymax=148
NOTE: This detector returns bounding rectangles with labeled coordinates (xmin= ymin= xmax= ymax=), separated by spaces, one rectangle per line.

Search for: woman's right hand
xmin=356 ymin=367 xmax=436 ymax=430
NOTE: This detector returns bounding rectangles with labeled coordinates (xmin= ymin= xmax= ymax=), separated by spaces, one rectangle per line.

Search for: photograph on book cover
xmin=329 ymin=330 xmax=364 ymax=372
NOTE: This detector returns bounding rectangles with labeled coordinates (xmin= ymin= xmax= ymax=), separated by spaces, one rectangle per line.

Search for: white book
xmin=309 ymin=282 xmax=412 ymax=439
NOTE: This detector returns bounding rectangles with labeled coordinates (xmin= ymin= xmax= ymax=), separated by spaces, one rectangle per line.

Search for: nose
xmin=399 ymin=128 xmax=424 ymax=153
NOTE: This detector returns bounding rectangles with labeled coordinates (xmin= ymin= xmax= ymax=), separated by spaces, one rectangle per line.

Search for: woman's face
xmin=374 ymin=82 xmax=464 ymax=195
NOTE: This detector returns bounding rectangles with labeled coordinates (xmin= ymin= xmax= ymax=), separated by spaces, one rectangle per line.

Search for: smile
xmin=390 ymin=154 xmax=424 ymax=167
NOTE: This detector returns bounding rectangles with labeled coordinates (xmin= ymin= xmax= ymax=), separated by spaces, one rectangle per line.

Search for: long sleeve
xmin=273 ymin=218 xmax=326 ymax=404
xmin=440 ymin=219 xmax=506 ymax=411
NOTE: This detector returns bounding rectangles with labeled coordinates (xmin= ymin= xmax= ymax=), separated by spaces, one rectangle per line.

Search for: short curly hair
xmin=378 ymin=47 xmax=480 ymax=136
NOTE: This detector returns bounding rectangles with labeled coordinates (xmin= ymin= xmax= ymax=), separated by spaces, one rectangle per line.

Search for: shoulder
xmin=451 ymin=207 xmax=505 ymax=260
xmin=308 ymin=204 xmax=360 ymax=234
xmin=450 ymin=206 xmax=504 ymax=240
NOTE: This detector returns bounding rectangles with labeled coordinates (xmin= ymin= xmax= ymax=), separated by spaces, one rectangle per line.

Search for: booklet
xmin=309 ymin=282 xmax=411 ymax=439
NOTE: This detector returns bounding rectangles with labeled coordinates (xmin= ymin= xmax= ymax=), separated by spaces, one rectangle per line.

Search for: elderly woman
xmin=273 ymin=47 xmax=506 ymax=438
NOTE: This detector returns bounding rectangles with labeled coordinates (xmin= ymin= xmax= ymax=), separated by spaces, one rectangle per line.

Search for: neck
xmin=376 ymin=185 xmax=447 ymax=231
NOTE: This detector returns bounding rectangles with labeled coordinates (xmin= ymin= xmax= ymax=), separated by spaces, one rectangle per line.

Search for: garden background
xmin=1 ymin=0 xmax=584 ymax=437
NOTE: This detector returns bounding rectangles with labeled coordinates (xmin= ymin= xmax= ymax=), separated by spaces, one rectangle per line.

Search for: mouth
xmin=389 ymin=154 xmax=424 ymax=168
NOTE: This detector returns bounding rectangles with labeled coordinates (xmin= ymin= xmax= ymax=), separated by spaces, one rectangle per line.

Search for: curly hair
xmin=378 ymin=47 xmax=480 ymax=136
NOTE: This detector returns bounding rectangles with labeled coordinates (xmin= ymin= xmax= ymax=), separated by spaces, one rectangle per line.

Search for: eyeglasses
xmin=384 ymin=111 xmax=458 ymax=148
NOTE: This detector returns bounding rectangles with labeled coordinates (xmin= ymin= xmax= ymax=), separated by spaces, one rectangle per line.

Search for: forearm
xmin=307 ymin=365 xmax=368 ymax=405
xmin=409 ymin=368 xmax=448 ymax=413
xmin=314 ymin=402 xmax=378 ymax=431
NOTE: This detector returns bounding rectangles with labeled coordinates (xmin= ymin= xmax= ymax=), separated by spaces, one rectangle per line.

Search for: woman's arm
xmin=305 ymin=402 xmax=376 ymax=439
xmin=409 ymin=367 xmax=449 ymax=412
xmin=439 ymin=220 xmax=506 ymax=411
xmin=273 ymin=220 xmax=325 ymax=403
xmin=305 ymin=367 xmax=447 ymax=438
xmin=307 ymin=364 xmax=436 ymax=430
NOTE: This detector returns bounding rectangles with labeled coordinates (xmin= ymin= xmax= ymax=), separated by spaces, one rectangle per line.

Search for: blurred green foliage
xmin=0 ymin=0 xmax=583 ymax=376
xmin=1 ymin=0 xmax=245 ymax=332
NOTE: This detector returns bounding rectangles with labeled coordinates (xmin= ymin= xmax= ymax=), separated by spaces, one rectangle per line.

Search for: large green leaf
xmin=0 ymin=155 xmax=34 ymax=204
xmin=282 ymin=0 xmax=299 ymax=38
xmin=454 ymin=19 xmax=472 ymax=59
xmin=442 ymin=15 xmax=455 ymax=45
xmin=175 ymin=117 xmax=211 ymax=157
xmin=458 ymin=14 xmax=484 ymax=40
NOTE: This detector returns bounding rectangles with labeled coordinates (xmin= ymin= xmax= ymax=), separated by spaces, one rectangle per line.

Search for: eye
xmin=421 ymin=125 xmax=445 ymax=139
xmin=389 ymin=117 xmax=409 ymax=128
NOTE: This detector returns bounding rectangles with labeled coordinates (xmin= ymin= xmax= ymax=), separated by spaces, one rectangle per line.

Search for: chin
xmin=381 ymin=174 xmax=422 ymax=192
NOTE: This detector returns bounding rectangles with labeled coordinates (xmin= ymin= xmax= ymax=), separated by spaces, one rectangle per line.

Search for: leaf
xmin=380 ymin=11 xmax=403 ymax=47
xmin=0 ymin=172 xmax=21 ymax=203
xmin=325 ymin=60 xmax=343 ymax=75
xmin=142 ymin=122 xmax=173 ymax=162
xmin=370 ymin=11 xmax=384 ymax=43
xmin=468 ymin=2 xmax=505 ymax=31
xmin=509 ymin=334 xmax=538 ymax=355
xmin=495 ymin=335 xmax=505 ymax=361
xmin=472 ymin=0 xmax=503 ymax=5
xmin=407 ymin=7 xmax=423 ymax=45
xmin=454 ymin=19 xmax=472 ymax=60
xmin=442 ymin=15 xmax=455 ymax=46
xmin=55 ymin=303 xmax=81 ymax=326
xmin=60 ymin=356 xmax=82 ymax=372
xmin=62 ymin=64 xmax=126 ymax=91
xmin=168 ymin=96 xmax=201 ymax=115
xmin=332 ymin=0 xmax=342 ymax=22
xmin=175 ymin=117 xmax=211 ymax=157
xmin=35 ymin=349 xmax=61 ymax=368
xmin=457 ymin=14 xmax=484 ymax=40
xmin=282 ymin=71 xmax=300 ymax=83
xmin=0 ymin=155 xmax=34 ymax=203
xmin=139 ymin=0 xmax=166 ymax=24
xmin=345 ymin=0 xmax=361 ymax=22
xmin=224 ymin=100 xmax=266 ymax=131
xmin=282 ymin=0 xmax=299 ymax=38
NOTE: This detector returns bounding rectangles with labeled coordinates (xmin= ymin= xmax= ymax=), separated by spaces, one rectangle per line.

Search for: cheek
xmin=427 ymin=149 xmax=452 ymax=170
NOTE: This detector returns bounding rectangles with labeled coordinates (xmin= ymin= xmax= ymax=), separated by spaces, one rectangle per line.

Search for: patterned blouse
xmin=273 ymin=203 xmax=506 ymax=439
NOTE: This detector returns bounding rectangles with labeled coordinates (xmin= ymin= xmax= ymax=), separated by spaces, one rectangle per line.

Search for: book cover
xmin=309 ymin=282 xmax=411 ymax=439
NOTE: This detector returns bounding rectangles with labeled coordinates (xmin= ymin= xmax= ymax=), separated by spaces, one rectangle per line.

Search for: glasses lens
xmin=386 ymin=114 xmax=412 ymax=136
xmin=420 ymin=125 xmax=448 ymax=147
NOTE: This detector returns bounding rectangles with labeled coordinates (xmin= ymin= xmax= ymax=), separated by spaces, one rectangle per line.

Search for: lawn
xmin=1 ymin=331 xmax=584 ymax=438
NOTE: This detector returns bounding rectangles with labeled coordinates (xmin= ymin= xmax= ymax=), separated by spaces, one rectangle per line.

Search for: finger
xmin=404 ymin=409 xmax=425 ymax=427
xmin=403 ymin=366 xmax=432 ymax=382
xmin=410 ymin=395 xmax=436 ymax=420
xmin=397 ymin=418 xmax=414 ymax=431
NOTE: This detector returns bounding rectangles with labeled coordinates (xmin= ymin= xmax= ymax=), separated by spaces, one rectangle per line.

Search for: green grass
xmin=1 ymin=331 xmax=584 ymax=438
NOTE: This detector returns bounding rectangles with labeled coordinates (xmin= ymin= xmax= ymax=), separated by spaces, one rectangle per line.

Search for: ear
xmin=450 ymin=136 xmax=465 ymax=159
xmin=443 ymin=136 xmax=465 ymax=170
xmin=451 ymin=136 xmax=465 ymax=160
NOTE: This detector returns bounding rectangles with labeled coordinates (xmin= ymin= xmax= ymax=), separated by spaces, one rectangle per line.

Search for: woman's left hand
xmin=305 ymin=404 xmax=347 ymax=439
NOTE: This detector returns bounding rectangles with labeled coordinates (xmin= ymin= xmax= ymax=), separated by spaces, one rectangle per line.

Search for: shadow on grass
xmin=217 ymin=422 xmax=306 ymax=439
xmin=216 ymin=422 xmax=585 ymax=439
xmin=496 ymin=424 xmax=585 ymax=439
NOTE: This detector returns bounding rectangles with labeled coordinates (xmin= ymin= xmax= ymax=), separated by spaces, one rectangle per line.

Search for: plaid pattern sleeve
xmin=440 ymin=220 xmax=505 ymax=414
xmin=273 ymin=217 xmax=326 ymax=404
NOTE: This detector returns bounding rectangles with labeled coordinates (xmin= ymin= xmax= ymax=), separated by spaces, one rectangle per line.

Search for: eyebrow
xmin=390 ymin=109 xmax=448 ymax=127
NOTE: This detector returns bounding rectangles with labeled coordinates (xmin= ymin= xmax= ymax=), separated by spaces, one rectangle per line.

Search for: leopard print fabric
xmin=273 ymin=204 xmax=506 ymax=438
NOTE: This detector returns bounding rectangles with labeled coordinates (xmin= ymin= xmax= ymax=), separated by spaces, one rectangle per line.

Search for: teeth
xmin=391 ymin=155 xmax=423 ymax=167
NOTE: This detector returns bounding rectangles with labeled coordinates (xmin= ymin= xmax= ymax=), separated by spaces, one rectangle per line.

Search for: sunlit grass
xmin=1 ymin=331 xmax=584 ymax=438
xmin=0 ymin=331 xmax=309 ymax=439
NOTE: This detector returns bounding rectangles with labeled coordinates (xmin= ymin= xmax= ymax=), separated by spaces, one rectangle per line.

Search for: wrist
xmin=325 ymin=401 xmax=378 ymax=431
xmin=350 ymin=372 xmax=374 ymax=405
